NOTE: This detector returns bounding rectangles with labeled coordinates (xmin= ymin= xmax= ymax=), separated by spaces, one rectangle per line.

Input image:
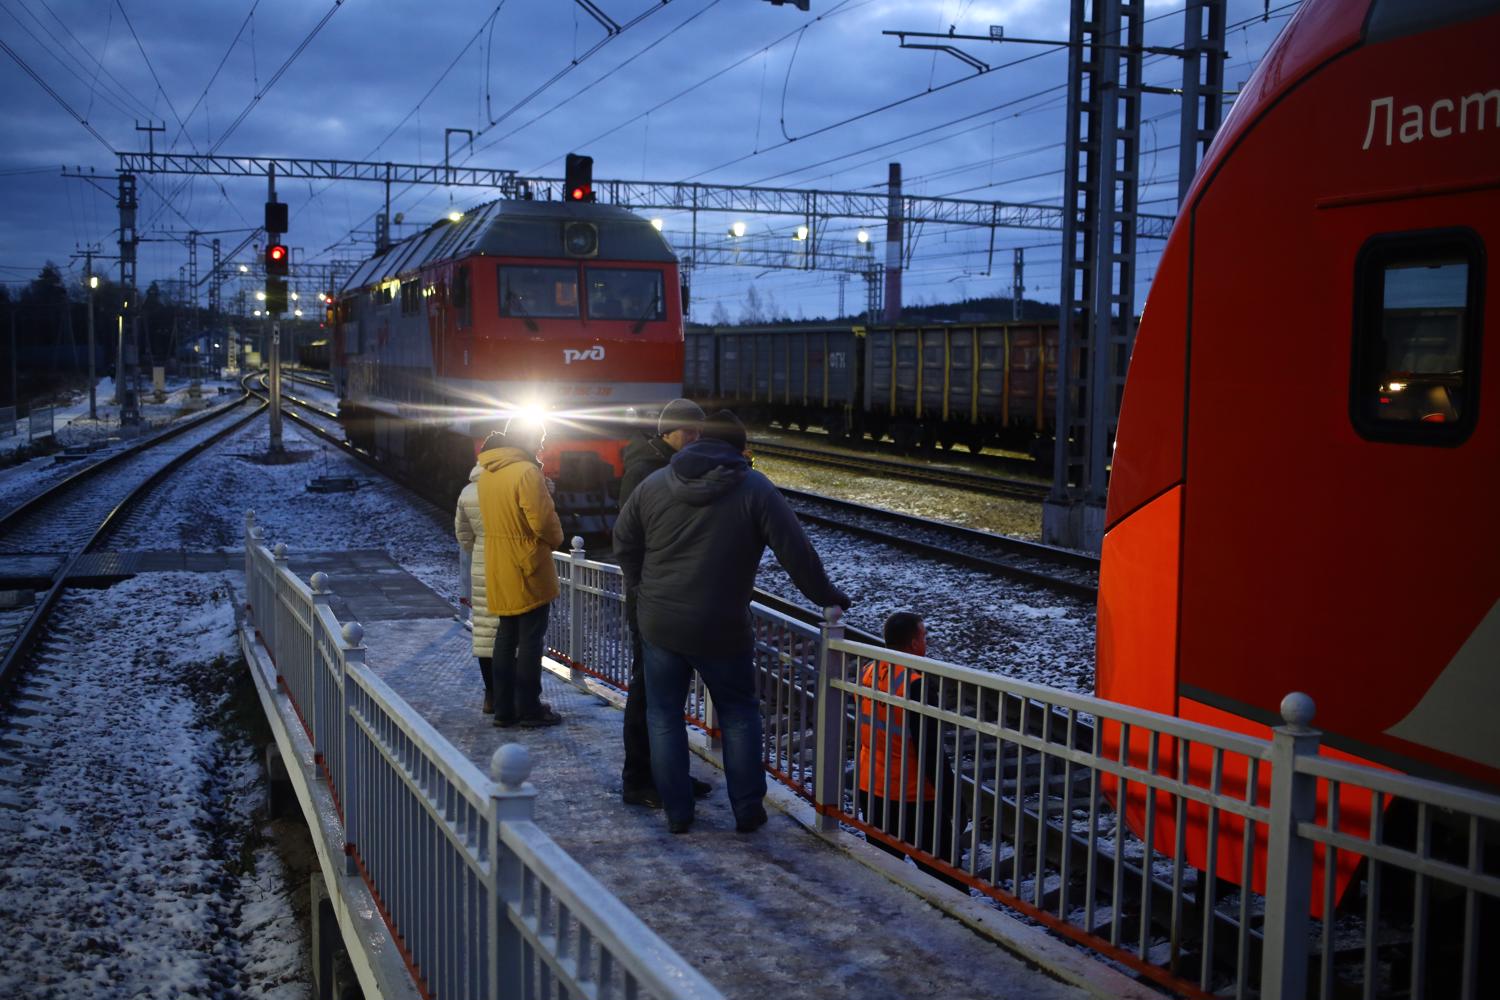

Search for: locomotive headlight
xmin=1387 ymin=381 xmax=1406 ymax=392
xmin=563 ymin=221 xmax=599 ymax=257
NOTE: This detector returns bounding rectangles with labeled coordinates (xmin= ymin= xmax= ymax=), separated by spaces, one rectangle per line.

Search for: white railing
xmin=243 ymin=513 xmax=722 ymax=1000
xmin=548 ymin=540 xmax=1500 ymax=1000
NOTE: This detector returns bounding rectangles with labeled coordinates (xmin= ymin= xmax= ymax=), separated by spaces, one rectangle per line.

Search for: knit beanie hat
xmin=702 ymin=409 xmax=747 ymax=452
xmin=657 ymin=398 xmax=705 ymax=437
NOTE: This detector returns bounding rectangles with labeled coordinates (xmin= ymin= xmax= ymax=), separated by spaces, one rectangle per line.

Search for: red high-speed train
xmin=1097 ymin=0 xmax=1498 ymax=903
xmin=332 ymin=198 xmax=685 ymax=532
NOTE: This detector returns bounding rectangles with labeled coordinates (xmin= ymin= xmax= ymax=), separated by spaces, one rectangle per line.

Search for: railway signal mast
xmin=265 ymin=168 xmax=288 ymax=454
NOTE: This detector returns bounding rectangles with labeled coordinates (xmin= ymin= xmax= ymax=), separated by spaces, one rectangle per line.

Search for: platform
xmin=252 ymin=550 xmax=1122 ymax=1000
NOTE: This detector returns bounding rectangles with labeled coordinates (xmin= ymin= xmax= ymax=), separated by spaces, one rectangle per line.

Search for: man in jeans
xmin=477 ymin=416 xmax=564 ymax=727
xmin=618 ymin=399 xmax=712 ymax=807
xmin=614 ymin=411 xmax=849 ymax=834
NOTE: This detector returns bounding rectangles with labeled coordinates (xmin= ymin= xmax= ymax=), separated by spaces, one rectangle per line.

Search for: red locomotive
xmin=331 ymin=197 xmax=685 ymax=532
xmin=1098 ymin=0 xmax=1498 ymax=904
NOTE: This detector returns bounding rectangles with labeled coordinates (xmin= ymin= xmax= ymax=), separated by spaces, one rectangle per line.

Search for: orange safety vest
xmin=857 ymin=660 xmax=936 ymax=802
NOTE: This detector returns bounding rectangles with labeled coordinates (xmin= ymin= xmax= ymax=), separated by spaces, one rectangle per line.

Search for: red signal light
xmin=266 ymin=243 xmax=289 ymax=276
xmin=570 ymin=185 xmax=591 ymax=202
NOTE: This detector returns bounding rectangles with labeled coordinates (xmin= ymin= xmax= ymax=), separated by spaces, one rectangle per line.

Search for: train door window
xmin=400 ymin=280 xmax=420 ymax=315
xmin=1351 ymin=230 xmax=1483 ymax=445
xmin=585 ymin=268 xmax=664 ymax=322
xmin=451 ymin=266 xmax=471 ymax=327
xmin=498 ymin=265 xmax=579 ymax=318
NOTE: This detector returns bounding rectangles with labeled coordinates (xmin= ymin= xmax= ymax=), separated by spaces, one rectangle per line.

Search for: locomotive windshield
xmin=586 ymin=268 xmax=664 ymax=321
xmin=499 ymin=265 xmax=579 ymax=318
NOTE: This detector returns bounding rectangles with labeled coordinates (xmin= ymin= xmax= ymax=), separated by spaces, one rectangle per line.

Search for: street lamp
xmin=650 ymin=218 xmax=664 ymax=231
xmin=86 ymin=273 xmax=99 ymax=418
xmin=794 ymin=225 xmax=809 ymax=241
xmin=730 ymin=221 xmax=747 ymax=238
xmin=856 ymin=229 xmax=870 ymax=244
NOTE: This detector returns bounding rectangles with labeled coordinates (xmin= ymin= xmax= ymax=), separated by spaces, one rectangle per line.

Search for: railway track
xmin=0 ymin=378 xmax=265 ymax=694
xmin=781 ymin=488 xmax=1097 ymax=600
xmin=752 ymin=440 xmax=1050 ymax=502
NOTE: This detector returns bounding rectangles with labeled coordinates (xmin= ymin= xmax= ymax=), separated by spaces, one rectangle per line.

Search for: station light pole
xmin=87 ymin=273 xmax=98 ymax=420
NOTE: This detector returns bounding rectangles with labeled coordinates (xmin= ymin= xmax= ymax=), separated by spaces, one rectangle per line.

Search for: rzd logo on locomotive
xmin=563 ymin=345 xmax=606 ymax=365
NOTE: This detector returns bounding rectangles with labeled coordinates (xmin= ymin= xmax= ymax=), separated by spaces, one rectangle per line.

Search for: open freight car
xmin=685 ymin=321 xmax=1058 ymax=456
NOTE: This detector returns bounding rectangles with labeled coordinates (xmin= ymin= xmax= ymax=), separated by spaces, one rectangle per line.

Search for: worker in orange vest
xmin=856 ymin=612 xmax=965 ymax=891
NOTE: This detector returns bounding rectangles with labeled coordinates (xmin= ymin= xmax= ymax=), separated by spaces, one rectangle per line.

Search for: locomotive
xmin=331 ymin=198 xmax=685 ymax=531
xmin=1098 ymin=0 xmax=1498 ymax=905
xmin=684 ymin=321 xmax=1058 ymax=456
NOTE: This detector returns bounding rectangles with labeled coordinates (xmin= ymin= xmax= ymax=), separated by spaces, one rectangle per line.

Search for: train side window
xmin=498 ymin=265 xmax=579 ymax=319
xmin=1351 ymin=230 xmax=1484 ymax=445
xmin=400 ymin=280 xmax=420 ymax=315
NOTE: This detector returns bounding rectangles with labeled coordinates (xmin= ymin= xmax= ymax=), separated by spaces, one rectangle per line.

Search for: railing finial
xmin=570 ymin=535 xmax=585 ymax=553
xmin=273 ymin=542 xmax=288 ymax=561
xmin=342 ymin=621 xmax=364 ymax=648
xmin=492 ymin=743 xmax=533 ymax=790
xmin=1279 ymin=691 xmax=1315 ymax=730
xmin=310 ymin=571 xmax=331 ymax=594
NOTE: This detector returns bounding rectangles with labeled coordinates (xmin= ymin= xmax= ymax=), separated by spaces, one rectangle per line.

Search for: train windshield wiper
xmin=505 ymin=289 xmax=539 ymax=332
xmin=631 ymin=290 xmax=661 ymax=335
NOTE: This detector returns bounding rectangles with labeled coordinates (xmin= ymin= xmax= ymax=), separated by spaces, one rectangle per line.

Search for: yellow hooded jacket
xmin=476 ymin=446 xmax=564 ymax=615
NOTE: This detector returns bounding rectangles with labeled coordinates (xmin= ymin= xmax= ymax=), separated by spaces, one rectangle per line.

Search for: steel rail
xmin=0 ymin=380 xmax=266 ymax=697
xmin=781 ymin=487 xmax=1097 ymax=599
xmin=752 ymin=440 xmax=1050 ymax=502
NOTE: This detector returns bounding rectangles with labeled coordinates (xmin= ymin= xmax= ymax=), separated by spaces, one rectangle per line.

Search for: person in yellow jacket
xmin=476 ymin=418 xmax=565 ymax=727
xmin=856 ymin=612 xmax=966 ymax=890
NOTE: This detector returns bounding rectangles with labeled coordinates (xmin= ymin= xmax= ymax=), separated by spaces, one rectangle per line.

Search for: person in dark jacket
xmin=613 ymin=413 xmax=850 ymax=835
xmin=618 ymin=398 xmax=710 ymax=807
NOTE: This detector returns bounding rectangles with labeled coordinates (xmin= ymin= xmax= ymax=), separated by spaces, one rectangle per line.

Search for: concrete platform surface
xmin=364 ymin=615 xmax=1092 ymax=1000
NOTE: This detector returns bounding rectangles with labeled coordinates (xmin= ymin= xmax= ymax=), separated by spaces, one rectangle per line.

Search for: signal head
xmin=266 ymin=243 xmax=290 ymax=276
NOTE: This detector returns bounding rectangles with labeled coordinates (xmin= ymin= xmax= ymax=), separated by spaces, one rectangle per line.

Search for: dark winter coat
xmin=613 ymin=438 xmax=849 ymax=657
xmin=618 ymin=433 xmax=676 ymax=507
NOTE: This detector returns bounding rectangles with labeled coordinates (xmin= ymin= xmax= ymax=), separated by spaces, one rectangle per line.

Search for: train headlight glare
xmin=650 ymin=218 xmax=664 ymax=231
xmin=1387 ymin=381 xmax=1406 ymax=392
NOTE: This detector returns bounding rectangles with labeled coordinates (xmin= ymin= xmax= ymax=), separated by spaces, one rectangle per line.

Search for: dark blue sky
xmin=0 ymin=0 xmax=1295 ymax=321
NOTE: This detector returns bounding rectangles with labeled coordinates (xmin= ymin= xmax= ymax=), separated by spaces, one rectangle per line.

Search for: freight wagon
xmin=684 ymin=322 xmax=1059 ymax=455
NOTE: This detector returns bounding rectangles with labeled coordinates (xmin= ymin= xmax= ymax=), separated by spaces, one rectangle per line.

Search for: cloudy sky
xmin=0 ymin=0 xmax=1297 ymax=321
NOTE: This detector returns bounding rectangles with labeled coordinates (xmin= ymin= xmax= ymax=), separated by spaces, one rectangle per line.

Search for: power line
xmin=0 ymin=34 xmax=114 ymax=151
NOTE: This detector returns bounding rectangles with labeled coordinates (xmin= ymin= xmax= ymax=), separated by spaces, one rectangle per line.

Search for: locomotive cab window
xmin=586 ymin=268 xmax=664 ymax=322
xmin=499 ymin=265 xmax=579 ymax=318
xmin=1351 ymin=231 xmax=1483 ymax=445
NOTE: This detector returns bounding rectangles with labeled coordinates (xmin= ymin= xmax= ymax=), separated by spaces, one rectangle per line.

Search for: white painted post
xmin=489 ymin=744 xmax=539 ymax=998
xmin=1261 ymin=692 xmax=1320 ymax=1000
xmin=340 ymin=621 xmax=365 ymax=878
xmin=568 ymin=536 xmax=586 ymax=686
xmin=812 ymin=607 xmax=847 ymax=835
xmin=243 ymin=510 xmax=257 ymax=615
xmin=310 ymin=572 xmax=333 ymax=752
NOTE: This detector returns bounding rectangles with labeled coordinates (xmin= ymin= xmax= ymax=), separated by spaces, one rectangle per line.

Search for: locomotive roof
xmin=341 ymin=198 xmax=675 ymax=293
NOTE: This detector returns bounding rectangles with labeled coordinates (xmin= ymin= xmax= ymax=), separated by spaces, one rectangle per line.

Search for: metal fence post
xmin=812 ymin=610 xmax=847 ymax=835
xmin=340 ymin=621 xmax=365 ymax=877
xmin=1261 ymin=691 xmax=1321 ymax=1000
xmin=489 ymin=743 xmax=539 ymax=998
xmin=568 ymin=535 xmax=586 ymax=685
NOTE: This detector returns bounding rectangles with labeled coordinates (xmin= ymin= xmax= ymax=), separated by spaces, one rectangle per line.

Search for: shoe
xmin=622 ymin=786 xmax=664 ymax=809
xmin=735 ymin=805 xmax=769 ymax=834
xmin=493 ymin=716 xmax=518 ymax=729
xmin=691 ymin=777 xmax=713 ymax=799
xmin=517 ymin=708 xmax=562 ymax=728
xmin=667 ymin=816 xmax=693 ymax=835
xmin=482 ymin=695 xmax=493 ymax=715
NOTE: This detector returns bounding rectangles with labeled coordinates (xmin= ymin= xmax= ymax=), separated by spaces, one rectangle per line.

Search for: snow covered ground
xmin=0 ymin=575 xmax=310 ymax=999
xmin=0 ymin=409 xmax=1096 ymax=997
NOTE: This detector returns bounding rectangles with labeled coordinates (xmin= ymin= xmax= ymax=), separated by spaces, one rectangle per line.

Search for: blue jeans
xmin=493 ymin=604 xmax=550 ymax=721
xmin=642 ymin=639 xmax=766 ymax=825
